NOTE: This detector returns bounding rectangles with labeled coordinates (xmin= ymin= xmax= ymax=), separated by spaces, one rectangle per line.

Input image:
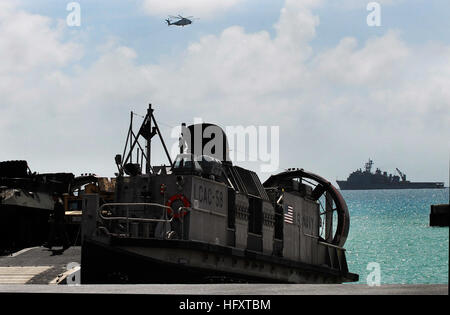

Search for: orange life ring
xmin=166 ymin=194 xmax=190 ymax=218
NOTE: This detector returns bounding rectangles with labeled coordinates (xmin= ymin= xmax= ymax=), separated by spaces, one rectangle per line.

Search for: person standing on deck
xmin=45 ymin=193 xmax=70 ymax=251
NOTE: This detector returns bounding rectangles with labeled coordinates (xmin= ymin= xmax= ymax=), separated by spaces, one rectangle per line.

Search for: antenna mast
xmin=115 ymin=103 xmax=173 ymax=176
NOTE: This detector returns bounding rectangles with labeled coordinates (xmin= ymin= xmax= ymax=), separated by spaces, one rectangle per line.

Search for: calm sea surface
xmin=342 ymin=188 xmax=449 ymax=284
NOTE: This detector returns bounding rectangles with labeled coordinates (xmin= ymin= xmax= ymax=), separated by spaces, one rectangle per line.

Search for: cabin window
xmin=235 ymin=166 xmax=260 ymax=197
xmin=274 ymin=204 xmax=284 ymax=240
xmin=172 ymin=153 xmax=203 ymax=175
xmin=227 ymin=188 xmax=236 ymax=229
xmin=248 ymin=197 xmax=262 ymax=235
xmin=68 ymin=200 xmax=82 ymax=211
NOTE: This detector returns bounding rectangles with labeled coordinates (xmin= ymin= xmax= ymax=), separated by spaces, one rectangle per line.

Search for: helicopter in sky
xmin=166 ymin=15 xmax=198 ymax=27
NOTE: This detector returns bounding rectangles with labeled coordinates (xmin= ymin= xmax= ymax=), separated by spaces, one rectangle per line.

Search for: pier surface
xmin=0 ymin=283 xmax=447 ymax=295
xmin=0 ymin=246 xmax=80 ymax=284
xmin=0 ymin=247 xmax=447 ymax=295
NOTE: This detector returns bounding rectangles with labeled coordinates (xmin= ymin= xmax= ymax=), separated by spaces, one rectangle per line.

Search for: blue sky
xmin=22 ymin=0 xmax=286 ymax=65
xmin=1 ymin=0 xmax=449 ymax=186
xmin=314 ymin=1 xmax=450 ymax=49
xmin=20 ymin=0 xmax=450 ymax=64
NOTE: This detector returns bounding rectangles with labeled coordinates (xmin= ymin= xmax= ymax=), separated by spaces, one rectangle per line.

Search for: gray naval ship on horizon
xmin=80 ymin=104 xmax=358 ymax=284
xmin=337 ymin=159 xmax=444 ymax=190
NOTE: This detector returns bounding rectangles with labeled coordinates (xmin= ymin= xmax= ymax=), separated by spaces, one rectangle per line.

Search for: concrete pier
xmin=430 ymin=204 xmax=449 ymax=227
xmin=0 ymin=246 xmax=447 ymax=295
xmin=0 ymin=246 xmax=81 ymax=284
xmin=0 ymin=283 xmax=447 ymax=295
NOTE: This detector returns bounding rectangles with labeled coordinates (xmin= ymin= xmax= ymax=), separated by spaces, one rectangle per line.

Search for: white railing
xmin=98 ymin=202 xmax=190 ymax=238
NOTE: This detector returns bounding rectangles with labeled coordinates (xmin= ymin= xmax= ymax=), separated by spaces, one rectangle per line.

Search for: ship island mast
xmin=364 ymin=159 xmax=373 ymax=173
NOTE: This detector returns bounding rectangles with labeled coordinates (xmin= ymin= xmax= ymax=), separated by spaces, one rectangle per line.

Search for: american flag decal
xmin=284 ymin=205 xmax=294 ymax=224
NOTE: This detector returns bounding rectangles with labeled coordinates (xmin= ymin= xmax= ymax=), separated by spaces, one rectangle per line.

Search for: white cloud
xmin=274 ymin=0 xmax=321 ymax=57
xmin=141 ymin=0 xmax=242 ymax=18
xmin=0 ymin=3 xmax=82 ymax=149
xmin=0 ymin=5 xmax=81 ymax=75
xmin=312 ymin=31 xmax=410 ymax=86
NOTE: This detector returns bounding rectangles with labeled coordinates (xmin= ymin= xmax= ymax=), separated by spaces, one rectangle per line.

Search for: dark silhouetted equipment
xmin=80 ymin=104 xmax=359 ymax=284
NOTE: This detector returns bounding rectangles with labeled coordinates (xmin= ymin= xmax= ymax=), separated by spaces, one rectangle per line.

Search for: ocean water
xmin=342 ymin=188 xmax=449 ymax=284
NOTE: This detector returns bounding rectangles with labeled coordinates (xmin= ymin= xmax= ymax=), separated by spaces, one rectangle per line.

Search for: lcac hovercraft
xmin=80 ymin=104 xmax=358 ymax=284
